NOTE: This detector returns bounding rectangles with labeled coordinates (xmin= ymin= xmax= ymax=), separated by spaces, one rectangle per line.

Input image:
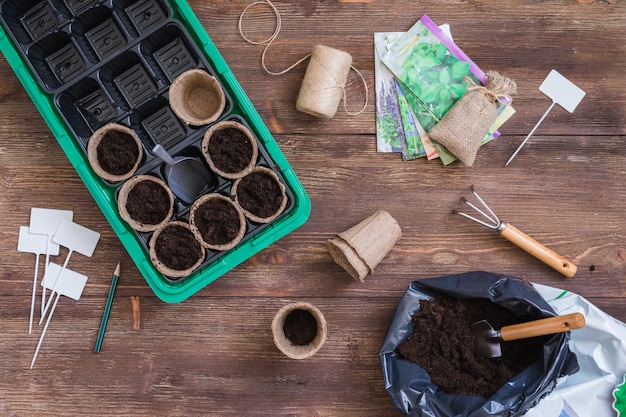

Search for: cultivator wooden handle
xmin=499 ymin=223 xmax=578 ymax=278
xmin=454 ymin=186 xmax=578 ymax=278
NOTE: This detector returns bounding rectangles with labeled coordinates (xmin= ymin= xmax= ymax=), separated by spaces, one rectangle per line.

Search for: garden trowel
xmin=471 ymin=312 xmax=585 ymax=358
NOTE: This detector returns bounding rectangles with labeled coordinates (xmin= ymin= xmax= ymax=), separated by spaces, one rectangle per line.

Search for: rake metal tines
xmin=453 ymin=186 xmax=504 ymax=231
xmin=452 ymin=185 xmax=578 ymax=278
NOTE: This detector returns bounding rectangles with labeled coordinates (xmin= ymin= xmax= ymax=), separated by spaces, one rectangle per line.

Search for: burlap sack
xmin=429 ymin=71 xmax=517 ymax=167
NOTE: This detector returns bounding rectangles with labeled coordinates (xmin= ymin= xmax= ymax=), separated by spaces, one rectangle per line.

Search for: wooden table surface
xmin=1 ymin=0 xmax=625 ymax=416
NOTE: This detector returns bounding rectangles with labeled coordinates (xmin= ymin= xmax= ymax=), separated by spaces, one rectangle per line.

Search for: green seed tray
xmin=0 ymin=0 xmax=310 ymax=302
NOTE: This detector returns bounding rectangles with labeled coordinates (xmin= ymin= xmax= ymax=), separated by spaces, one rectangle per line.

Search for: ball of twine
xmin=238 ymin=0 xmax=367 ymax=119
xmin=296 ymin=45 xmax=353 ymax=118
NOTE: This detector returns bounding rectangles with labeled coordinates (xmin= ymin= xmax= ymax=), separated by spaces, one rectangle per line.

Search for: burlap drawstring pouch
xmin=429 ymin=71 xmax=517 ymax=166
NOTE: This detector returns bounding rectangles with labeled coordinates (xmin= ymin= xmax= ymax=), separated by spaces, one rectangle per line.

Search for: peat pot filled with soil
xmin=169 ymin=68 xmax=226 ymax=126
xmin=87 ymin=123 xmax=143 ymax=182
xmin=232 ymin=166 xmax=287 ymax=224
xmin=272 ymin=302 xmax=327 ymax=360
xmin=118 ymin=175 xmax=174 ymax=232
xmin=149 ymin=221 xmax=205 ymax=279
xmin=202 ymin=120 xmax=258 ymax=179
xmin=189 ymin=193 xmax=246 ymax=251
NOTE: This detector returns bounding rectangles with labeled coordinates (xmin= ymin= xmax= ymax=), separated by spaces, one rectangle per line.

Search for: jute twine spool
xmin=238 ymin=0 xmax=367 ymax=119
xmin=429 ymin=71 xmax=517 ymax=167
xmin=296 ymin=45 xmax=352 ymax=118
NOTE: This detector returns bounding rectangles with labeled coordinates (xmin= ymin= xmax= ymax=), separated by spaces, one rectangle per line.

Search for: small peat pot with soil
xmin=149 ymin=221 xmax=206 ymax=279
xmin=87 ymin=123 xmax=143 ymax=182
xmin=189 ymin=193 xmax=246 ymax=251
xmin=168 ymin=68 xmax=226 ymax=126
xmin=202 ymin=120 xmax=258 ymax=179
xmin=232 ymin=166 xmax=287 ymax=223
xmin=118 ymin=175 xmax=175 ymax=232
xmin=271 ymin=302 xmax=327 ymax=360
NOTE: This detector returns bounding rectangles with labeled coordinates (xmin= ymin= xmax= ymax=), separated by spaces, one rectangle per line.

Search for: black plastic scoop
xmin=470 ymin=312 xmax=585 ymax=358
xmin=152 ymin=144 xmax=214 ymax=204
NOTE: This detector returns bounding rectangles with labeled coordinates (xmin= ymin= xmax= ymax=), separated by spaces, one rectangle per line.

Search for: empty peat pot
xmin=231 ymin=166 xmax=287 ymax=223
xmin=169 ymin=68 xmax=226 ymax=126
xmin=272 ymin=302 xmax=327 ymax=359
xmin=118 ymin=175 xmax=174 ymax=232
xmin=327 ymin=210 xmax=401 ymax=282
xmin=87 ymin=123 xmax=143 ymax=182
xmin=202 ymin=120 xmax=258 ymax=179
xmin=149 ymin=221 xmax=205 ymax=279
xmin=189 ymin=193 xmax=246 ymax=251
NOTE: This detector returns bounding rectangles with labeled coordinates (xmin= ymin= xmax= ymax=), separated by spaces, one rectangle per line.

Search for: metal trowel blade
xmin=470 ymin=320 xmax=502 ymax=358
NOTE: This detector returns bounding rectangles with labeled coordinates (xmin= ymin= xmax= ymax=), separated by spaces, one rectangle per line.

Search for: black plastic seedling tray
xmin=0 ymin=0 xmax=310 ymax=302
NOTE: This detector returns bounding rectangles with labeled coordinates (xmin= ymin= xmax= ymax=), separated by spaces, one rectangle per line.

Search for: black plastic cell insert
xmin=85 ymin=18 xmax=126 ymax=60
xmin=62 ymin=0 xmax=100 ymax=16
xmin=114 ymin=63 xmax=157 ymax=107
xmin=125 ymin=0 xmax=166 ymax=35
xmin=20 ymin=1 xmax=59 ymax=41
xmin=45 ymin=42 xmax=86 ymax=84
xmin=77 ymin=89 xmax=116 ymax=131
xmin=153 ymin=37 xmax=195 ymax=83
xmin=141 ymin=105 xmax=186 ymax=149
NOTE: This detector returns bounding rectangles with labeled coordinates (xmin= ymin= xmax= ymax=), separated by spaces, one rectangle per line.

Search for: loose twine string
xmin=238 ymin=0 xmax=368 ymax=118
xmin=464 ymin=71 xmax=517 ymax=105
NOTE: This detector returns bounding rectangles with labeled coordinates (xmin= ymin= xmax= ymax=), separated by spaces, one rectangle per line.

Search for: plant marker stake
xmin=40 ymin=219 xmax=100 ymax=323
xmin=31 ymin=263 xmax=87 ymax=369
xmin=17 ymin=226 xmax=60 ymax=335
xmin=29 ymin=208 xmax=73 ymax=317
xmin=505 ymin=69 xmax=585 ymax=166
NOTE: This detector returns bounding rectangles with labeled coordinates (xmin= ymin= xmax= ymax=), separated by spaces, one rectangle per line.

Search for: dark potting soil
xmin=283 ymin=309 xmax=318 ymax=345
xmin=396 ymin=293 xmax=550 ymax=399
xmin=97 ymin=130 xmax=140 ymax=175
xmin=236 ymin=171 xmax=284 ymax=219
xmin=194 ymin=198 xmax=242 ymax=245
xmin=208 ymin=127 xmax=254 ymax=173
xmin=154 ymin=224 xmax=203 ymax=271
xmin=126 ymin=180 xmax=170 ymax=225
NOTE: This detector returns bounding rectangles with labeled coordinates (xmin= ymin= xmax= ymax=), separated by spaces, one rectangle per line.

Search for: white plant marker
xmin=29 ymin=208 xmax=73 ymax=316
xmin=17 ymin=226 xmax=61 ymax=335
xmin=31 ymin=262 xmax=87 ymax=369
xmin=505 ymin=69 xmax=586 ymax=166
xmin=40 ymin=219 xmax=100 ymax=322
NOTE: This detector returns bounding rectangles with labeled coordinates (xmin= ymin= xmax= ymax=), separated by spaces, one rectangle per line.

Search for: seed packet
xmin=374 ymin=32 xmax=405 ymax=153
xmin=381 ymin=16 xmax=475 ymax=132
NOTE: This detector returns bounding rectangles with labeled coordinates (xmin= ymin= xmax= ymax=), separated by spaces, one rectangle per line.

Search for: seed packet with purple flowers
xmin=375 ymin=32 xmax=405 ymax=153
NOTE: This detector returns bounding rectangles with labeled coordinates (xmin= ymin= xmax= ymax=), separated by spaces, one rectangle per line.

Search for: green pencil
xmin=94 ymin=262 xmax=120 ymax=352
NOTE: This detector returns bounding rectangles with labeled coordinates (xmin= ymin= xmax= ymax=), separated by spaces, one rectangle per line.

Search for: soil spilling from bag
xmin=397 ymin=293 xmax=549 ymax=398
xmin=283 ymin=309 xmax=318 ymax=345
xmin=236 ymin=171 xmax=284 ymax=219
xmin=97 ymin=130 xmax=140 ymax=175
xmin=125 ymin=180 xmax=171 ymax=225
xmin=194 ymin=198 xmax=242 ymax=245
xmin=208 ymin=127 xmax=254 ymax=174
xmin=154 ymin=224 xmax=204 ymax=271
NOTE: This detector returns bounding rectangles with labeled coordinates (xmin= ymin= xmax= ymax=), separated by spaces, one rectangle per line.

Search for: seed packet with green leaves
xmin=381 ymin=15 xmax=476 ymax=132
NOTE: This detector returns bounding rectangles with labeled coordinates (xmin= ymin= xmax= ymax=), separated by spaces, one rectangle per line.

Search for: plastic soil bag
xmin=380 ymin=271 xmax=580 ymax=417
xmin=525 ymin=283 xmax=626 ymax=417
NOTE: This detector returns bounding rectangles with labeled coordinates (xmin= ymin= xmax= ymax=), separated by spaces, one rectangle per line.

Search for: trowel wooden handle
xmin=500 ymin=313 xmax=585 ymax=342
xmin=499 ymin=223 xmax=577 ymax=278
